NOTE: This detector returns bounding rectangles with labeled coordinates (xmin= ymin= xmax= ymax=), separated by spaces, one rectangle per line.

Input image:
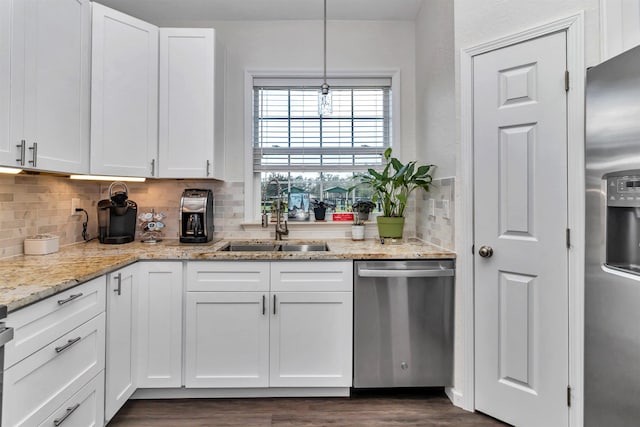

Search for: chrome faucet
xmin=263 ymin=178 xmax=289 ymax=240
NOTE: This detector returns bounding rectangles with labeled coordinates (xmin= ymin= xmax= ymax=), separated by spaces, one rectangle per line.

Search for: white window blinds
xmin=253 ymin=78 xmax=391 ymax=172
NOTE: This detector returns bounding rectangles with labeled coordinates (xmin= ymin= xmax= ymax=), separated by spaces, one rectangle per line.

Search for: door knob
xmin=478 ymin=246 xmax=494 ymax=258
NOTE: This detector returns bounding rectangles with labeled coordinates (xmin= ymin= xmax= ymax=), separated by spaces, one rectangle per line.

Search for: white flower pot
xmin=352 ymin=225 xmax=365 ymax=241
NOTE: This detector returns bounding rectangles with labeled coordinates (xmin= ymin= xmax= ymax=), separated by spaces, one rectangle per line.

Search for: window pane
xmin=260 ymin=172 xmax=381 ymax=220
xmin=253 ymin=82 xmax=390 ymax=175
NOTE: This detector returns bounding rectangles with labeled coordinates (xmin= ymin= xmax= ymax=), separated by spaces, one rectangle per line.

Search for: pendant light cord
xmin=323 ymin=0 xmax=327 ymax=85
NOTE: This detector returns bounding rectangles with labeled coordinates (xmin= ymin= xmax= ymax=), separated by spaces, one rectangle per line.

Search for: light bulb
xmin=319 ymin=83 xmax=332 ymax=116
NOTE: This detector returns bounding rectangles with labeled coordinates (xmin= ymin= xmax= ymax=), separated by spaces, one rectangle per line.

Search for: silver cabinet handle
xmin=113 ymin=273 xmax=122 ymax=295
xmin=57 ymin=293 xmax=83 ymax=305
xmin=262 ymin=294 xmax=266 ymax=315
xmin=151 ymin=158 xmax=156 ymax=176
xmin=357 ymin=268 xmax=455 ymax=278
xmin=53 ymin=403 xmax=80 ymax=426
xmin=28 ymin=142 xmax=37 ymax=167
xmin=273 ymin=294 xmax=276 ymax=315
xmin=16 ymin=140 xmax=25 ymax=166
xmin=55 ymin=336 xmax=81 ymax=353
xmin=206 ymin=160 xmax=211 ymax=177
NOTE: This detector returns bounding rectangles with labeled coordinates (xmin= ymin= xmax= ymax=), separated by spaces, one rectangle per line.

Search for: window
xmin=252 ymin=77 xmax=392 ymax=219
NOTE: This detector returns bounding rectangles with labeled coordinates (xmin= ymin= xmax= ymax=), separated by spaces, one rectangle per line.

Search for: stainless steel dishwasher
xmin=353 ymin=260 xmax=454 ymax=388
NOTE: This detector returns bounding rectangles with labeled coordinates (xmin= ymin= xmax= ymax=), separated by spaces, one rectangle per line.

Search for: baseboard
xmin=132 ymin=387 xmax=351 ymax=399
xmin=445 ymin=387 xmax=466 ymax=409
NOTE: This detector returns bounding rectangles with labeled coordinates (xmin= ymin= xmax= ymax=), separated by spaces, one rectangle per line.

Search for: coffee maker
xmin=97 ymin=182 xmax=137 ymax=244
xmin=180 ymin=189 xmax=214 ymax=243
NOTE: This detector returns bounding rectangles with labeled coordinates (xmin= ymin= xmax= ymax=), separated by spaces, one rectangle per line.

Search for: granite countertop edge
xmin=1 ymin=238 xmax=455 ymax=312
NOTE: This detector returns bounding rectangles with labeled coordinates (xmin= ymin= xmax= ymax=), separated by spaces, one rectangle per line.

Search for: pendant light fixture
xmin=318 ymin=0 xmax=332 ymax=116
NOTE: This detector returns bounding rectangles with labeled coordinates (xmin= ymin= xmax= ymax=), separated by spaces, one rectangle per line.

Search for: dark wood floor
xmin=108 ymin=390 xmax=508 ymax=426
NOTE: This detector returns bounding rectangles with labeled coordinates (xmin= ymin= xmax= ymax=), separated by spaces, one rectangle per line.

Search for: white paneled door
xmin=473 ymin=31 xmax=569 ymax=427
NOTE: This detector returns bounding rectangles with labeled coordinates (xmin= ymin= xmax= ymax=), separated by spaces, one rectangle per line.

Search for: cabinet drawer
xmin=271 ymin=261 xmax=353 ymax=292
xmin=187 ymin=261 xmax=270 ymax=291
xmin=3 ymin=313 xmax=106 ymax=427
xmin=38 ymin=372 xmax=104 ymax=427
xmin=5 ymin=277 xmax=106 ymax=368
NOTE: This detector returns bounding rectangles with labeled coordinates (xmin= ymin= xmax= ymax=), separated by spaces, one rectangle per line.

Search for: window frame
xmin=243 ymin=70 xmax=402 ymax=222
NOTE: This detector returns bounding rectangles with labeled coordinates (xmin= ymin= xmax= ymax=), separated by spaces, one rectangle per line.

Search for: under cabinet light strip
xmin=69 ymin=175 xmax=146 ymax=182
xmin=0 ymin=167 xmax=22 ymax=174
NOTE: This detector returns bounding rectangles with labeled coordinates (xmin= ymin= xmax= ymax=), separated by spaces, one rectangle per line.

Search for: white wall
xmin=415 ymin=0 xmax=455 ymax=177
xmin=415 ymin=0 xmax=459 ymax=391
xmin=209 ymin=20 xmax=417 ymax=182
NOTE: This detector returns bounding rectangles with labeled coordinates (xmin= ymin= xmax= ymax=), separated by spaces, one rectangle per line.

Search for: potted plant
xmin=310 ymin=199 xmax=334 ymax=221
xmin=351 ymin=213 xmax=365 ymax=240
xmin=351 ymin=200 xmax=376 ymax=221
xmin=354 ymin=148 xmax=434 ymax=239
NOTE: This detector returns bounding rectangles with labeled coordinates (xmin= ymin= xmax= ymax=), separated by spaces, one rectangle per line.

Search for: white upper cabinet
xmin=602 ymin=0 xmax=640 ymax=60
xmin=1 ymin=0 xmax=90 ymax=173
xmin=0 ymin=1 xmax=14 ymax=167
xmin=158 ymin=28 xmax=225 ymax=179
xmin=91 ymin=3 xmax=158 ymax=178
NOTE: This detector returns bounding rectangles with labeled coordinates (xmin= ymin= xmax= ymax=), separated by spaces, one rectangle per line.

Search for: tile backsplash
xmin=0 ymin=175 xmax=249 ymax=258
xmin=0 ymin=174 xmax=101 ymax=258
xmin=0 ymin=173 xmax=426 ymax=258
xmin=416 ymin=177 xmax=455 ymax=250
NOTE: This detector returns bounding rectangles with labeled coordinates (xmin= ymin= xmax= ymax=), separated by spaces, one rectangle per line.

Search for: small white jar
xmin=351 ymin=225 xmax=365 ymax=241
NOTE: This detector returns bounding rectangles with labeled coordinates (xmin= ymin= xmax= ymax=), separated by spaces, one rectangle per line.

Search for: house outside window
xmin=252 ymin=77 xmax=392 ymax=220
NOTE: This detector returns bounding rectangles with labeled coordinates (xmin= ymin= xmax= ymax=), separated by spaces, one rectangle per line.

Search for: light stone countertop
xmin=0 ymin=238 xmax=455 ymax=312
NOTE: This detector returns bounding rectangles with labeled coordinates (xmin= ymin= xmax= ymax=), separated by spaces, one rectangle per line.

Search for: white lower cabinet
xmin=185 ymin=261 xmax=270 ymax=388
xmin=137 ymin=262 xmax=183 ymax=388
xmin=185 ymin=291 xmax=270 ymax=388
xmin=2 ymin=277 xmax=106 ymax=427
xmin=184 ymin=260 xmax=353 ymax=390
xmin=39 ymin=372 xmax=105 ymax=427
xmin=2 ymin=314 xmax=105 ymax=427
xmin=269 ymin=291 xmax=353 ymax=388
xmin=105 ymin=264 xmax=137 ymax=422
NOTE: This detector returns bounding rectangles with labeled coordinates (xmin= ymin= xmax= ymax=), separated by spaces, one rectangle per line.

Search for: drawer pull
xmin=55 ymin=336 xmax=81 ymax=353
xmin=53 ymin=403 xmax=80 ymax=426
xmin=262 ymin=294 xmax=266 ymax=315
xmin=57 ymin=293 xmax=83 ymax=305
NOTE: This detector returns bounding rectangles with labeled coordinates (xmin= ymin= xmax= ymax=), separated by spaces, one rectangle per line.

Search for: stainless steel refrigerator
xmin=585 ymin=44 xmax=640 ymax=426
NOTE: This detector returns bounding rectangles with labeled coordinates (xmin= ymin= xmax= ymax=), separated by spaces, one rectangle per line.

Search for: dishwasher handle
xmin=357 ymin=268 xmax=454 ymax=278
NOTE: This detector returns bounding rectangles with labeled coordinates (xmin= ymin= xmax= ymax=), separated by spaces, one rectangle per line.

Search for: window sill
xmin=241 ymin=220 xmax=373 ymax=231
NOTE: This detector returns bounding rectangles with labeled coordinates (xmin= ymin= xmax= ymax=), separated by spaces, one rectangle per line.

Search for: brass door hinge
xmin=565 ymin=70 xmax=570 ymax=92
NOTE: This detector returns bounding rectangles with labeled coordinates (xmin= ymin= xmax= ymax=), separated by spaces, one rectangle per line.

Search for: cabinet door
xmin=5 ymin=0 xmax=90 ymax=173
xmin=105 ymin=264 xmax=137 ymax=422
xmin=137 ymin=262 xmax=183 ymax=388
xmin=158 ymin=28 xmax=214 ymax=178
xmin=91 ymin=3 xmax=158 ymax=177
xmin=0 ymin=0 xmax=15 ymax=167
xmin=185 ymin=291 xmax=269 ymax=388
xmin=270 ymin=291 xmax=353 ymax=388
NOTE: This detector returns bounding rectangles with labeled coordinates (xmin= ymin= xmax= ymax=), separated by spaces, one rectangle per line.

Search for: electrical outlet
xmin=71 ymin=198 xmax=80 ymax=215
xmin=428 ymin=199 xmax=435 ymax=217
xmin=443 ymin=200 xmax=450 ymax=219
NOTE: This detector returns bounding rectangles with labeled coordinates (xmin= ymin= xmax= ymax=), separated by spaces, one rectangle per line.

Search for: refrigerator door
xmin=585 ymin=44 xmax=640 ymax=426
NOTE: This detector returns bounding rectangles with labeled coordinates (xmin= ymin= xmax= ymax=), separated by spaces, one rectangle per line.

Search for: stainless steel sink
xmin=279 ymin=244 xmax=329 ymax=252
xmin=218 ymin=242 xmax=329 ymax=252
xmin=218 ymin=243 xmax=279 ymax=252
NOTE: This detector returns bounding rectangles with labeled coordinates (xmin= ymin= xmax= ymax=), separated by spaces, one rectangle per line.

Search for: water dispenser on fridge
xmin=605 ymin=172 xmax=640 ymax=273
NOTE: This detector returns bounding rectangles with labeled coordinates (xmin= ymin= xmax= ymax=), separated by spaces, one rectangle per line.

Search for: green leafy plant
xmin=354 ymin=148 xmax=434 ymax=217
xmin=351 ymin=200 xmax=376 ymax=214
